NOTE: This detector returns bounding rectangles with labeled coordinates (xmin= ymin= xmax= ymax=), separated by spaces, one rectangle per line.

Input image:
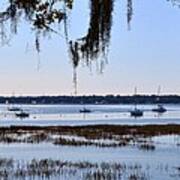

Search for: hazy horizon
xmin=0 ymin=92 xmax=180 ymax=97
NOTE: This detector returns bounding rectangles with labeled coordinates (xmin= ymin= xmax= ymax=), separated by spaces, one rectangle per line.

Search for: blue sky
xmin=0 ymin=0 xmax=180 ymax=96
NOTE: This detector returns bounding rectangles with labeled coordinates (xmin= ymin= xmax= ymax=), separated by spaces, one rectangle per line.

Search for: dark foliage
xmin=69 ymin=0 xmax=114 ymax=69
xmin=2 ymin=95 xmax=180 ymax=104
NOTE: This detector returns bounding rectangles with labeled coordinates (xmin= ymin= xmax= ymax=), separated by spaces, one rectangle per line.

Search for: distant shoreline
xmin=1 ymin=95 xmax=180 ymax=104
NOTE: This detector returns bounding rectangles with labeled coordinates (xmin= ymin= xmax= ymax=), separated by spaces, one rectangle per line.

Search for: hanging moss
xmin=68 ymin=0 xmax=114 ymax=94
xmin=168 ymin=0 xmax=180 ymax=6
xmin=0 ymin=0 xmax=73 ymax=50
xmin=0 ymin=0 xmax=179 ymax=94
xmin=0 ymin=0 xmax=179 ymax=64
xmin=69 ymin=0 xmax=114 ymax=68
xmin=0 ymin=0 xmax=179 ymax=58
xmin=127 ymin=0 xmax=133 ymax=30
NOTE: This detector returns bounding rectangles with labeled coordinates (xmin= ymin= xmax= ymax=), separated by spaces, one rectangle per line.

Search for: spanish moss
xmin=69 ymin=0 xmax=114 ymax=67
xmin=69 ymin=0 xmax=114 ymax=93
xmin=0 ymin=0 xmax=179 ymax=59
xmin=0 ymin=0 xmax=73 ymax=48
xmin=0 ymin=0 xmax=180 ymax=94
xmin=127 ymin=0 xmax=133 ymax=30
xmin=168 ymin=0 xmax=180 ymax=6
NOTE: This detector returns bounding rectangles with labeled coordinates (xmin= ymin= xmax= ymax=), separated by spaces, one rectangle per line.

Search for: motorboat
xmin=130 ymin=108 xmax=143 ymax=117
xmin=152 ymin=104 xmax=167 ymax=113
xmin=79 ymin=108 xmax=92 ymax=113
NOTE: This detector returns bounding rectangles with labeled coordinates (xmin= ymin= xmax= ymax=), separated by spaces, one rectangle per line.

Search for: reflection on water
xmin=0 ymin=103 xmax=180 ymax=179
xmin=0 ymin=134 xmax=179 ymax=162
xmin=0 ymin=104 xmax=180 ymax=126
xmin=0 ymin=135 xmax=179 ymax=180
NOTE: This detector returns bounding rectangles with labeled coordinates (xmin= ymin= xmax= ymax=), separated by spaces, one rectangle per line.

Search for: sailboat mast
xmin=157 ymin=85 xmax=161 ymax=103
xmin=134 ymin=87 xmax=137 ymax=109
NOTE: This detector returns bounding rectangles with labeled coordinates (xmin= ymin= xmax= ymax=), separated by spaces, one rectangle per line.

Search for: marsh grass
xmin=138 ymin=143 xmax=156 ymax=151
xmin=53 ymin=137 xmax=128 ymax=147
xmin=0 ymin=125 xmax=179 ymax=149
xmin=0 ymin=158 xmax=152 ymax=180
xmin=1 ymin=124 xmax=180 ymax=137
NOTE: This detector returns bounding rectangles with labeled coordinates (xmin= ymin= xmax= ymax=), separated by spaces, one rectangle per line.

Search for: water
xmin=0 ymin=104 xmax=180 ymax=179
xmin=0 ymin=104 xmax=180 ymax=126
xmin=0 ymin=135 xmax=179 ymax=180
xmin=0 ymin=139 xmax=179 ymax=165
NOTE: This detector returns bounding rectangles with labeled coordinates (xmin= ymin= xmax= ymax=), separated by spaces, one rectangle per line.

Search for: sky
xmin=1 ymin=0 xmax=180 ymax=96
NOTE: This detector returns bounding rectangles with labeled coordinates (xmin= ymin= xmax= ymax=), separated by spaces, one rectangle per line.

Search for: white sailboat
xmin=79 ymin=103 xmax=92 ymax=113
xmin=152 ymin=86 xmax=167 ymax=113
xmin=15 ymin=110 xmax=29 ymax=118
xmin=79 ymin=107 xmax=92 ymax=113
xmin=130 ymin=87 xmax=143 ymax=117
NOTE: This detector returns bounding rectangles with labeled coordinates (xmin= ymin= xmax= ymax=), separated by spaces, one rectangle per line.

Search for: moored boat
xmin=8 ymin=107 xmax=22 ymax=112
xmin=15 ymin=111 xmax=29 ymax=118
xmin=130 ymin=87 xmax=143 ymax=117
xmin=130 ymin=108 xmax=143 ymax=117
xmin=152 ymin=104 xmax=167 ymax=113
xmin=79 ymin=108 xmax=92 ymax=113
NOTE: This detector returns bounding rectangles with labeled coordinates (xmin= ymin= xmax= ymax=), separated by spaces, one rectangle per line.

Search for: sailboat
xmin=6 ymin=93 xmax=22 ymax=112
xmin=79 ymin=103 xmax=92 ymax=113
xmin=130 ymin=108 xmax=143 ymax=117
xmin=8 ymin=106 xmax=22 ymax=112
xmin=152 ymin=104 xmax=166 ymax=113
xmin=15 ymin=110 xmax=29 ymax=118
xmin=152 ymin=86 xmax=167 ymax=113
xmin=79 ymin=107 xmax=92 ymax=113
xmin=130 ymin=87 xmax=143 ymax=117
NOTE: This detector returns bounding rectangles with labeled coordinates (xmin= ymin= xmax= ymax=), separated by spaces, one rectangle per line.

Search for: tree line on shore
xmin=1 ymin=95 xmax=180 ymax=104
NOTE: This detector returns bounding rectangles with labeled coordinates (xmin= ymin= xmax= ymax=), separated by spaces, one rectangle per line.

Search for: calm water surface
xmin=0 ymin=104 xmax=180 ymax=179
xmin=0 ymin=135 xmax=179 ymax=180
xmin=0 ymin=104 xmax=180 ymax=126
